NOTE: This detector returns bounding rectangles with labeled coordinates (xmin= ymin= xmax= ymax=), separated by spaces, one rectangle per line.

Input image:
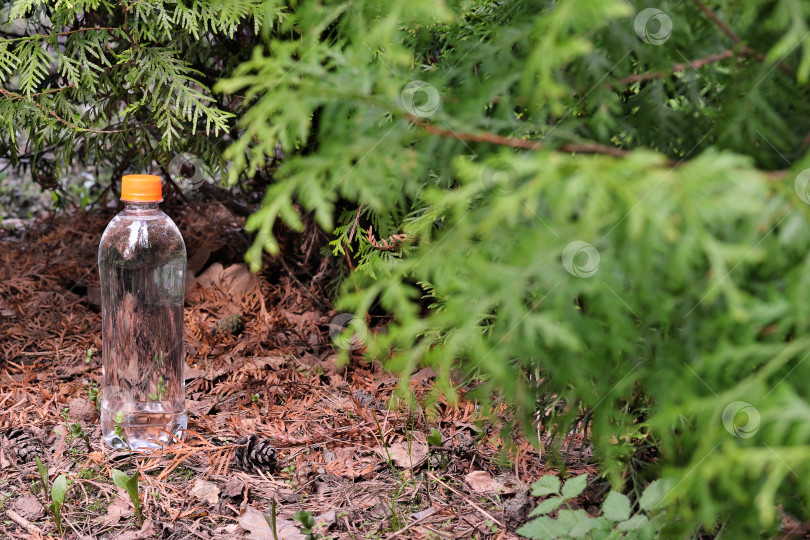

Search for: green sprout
xmin=292 ymin=510 xmax=321 ymax=540
xmin=147 ymin=376 xmax=168 ymax=401
xmin=35 ymin=457 xmax=70 ymax=536
xmin=111 ymin=469 xmax=143 ymax=527
xmin=114 ymin=410 xmax=125 ymax=438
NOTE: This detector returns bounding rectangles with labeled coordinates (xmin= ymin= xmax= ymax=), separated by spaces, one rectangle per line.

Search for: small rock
xmin=68 ymin=397 xmax=95 ymax=423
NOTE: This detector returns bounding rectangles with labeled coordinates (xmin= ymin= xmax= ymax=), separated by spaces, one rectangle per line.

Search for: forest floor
xmin=0 ymin=195 xmax=595 ymax=539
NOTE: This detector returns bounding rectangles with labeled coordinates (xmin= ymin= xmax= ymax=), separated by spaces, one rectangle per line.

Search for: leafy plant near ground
xmin=35 ymin=457 xmax=70 ymax=535
xmin=292 ymin=510 xmax=322 ymax=540
xmin=517 ymin=474 xmax=667 ymax=539
xmin=216 ymin=0 xmax=810 ymax=537
xmin=111 ymin=468 xmax=142 ymax=527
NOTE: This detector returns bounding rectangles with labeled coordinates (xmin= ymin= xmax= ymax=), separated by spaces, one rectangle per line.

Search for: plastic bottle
xmin=98 ymin=174 xmax=187 ymax=450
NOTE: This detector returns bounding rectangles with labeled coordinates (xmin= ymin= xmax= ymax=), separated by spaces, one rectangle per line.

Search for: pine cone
xmin=234 ymin=435 xmax=278 ymax=474
xmin=4 ymin=428 xmax=42 ymax=463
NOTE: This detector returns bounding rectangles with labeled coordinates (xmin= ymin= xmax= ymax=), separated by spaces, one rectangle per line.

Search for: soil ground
xmin=0 ymin=192 xmax=594 ymax=539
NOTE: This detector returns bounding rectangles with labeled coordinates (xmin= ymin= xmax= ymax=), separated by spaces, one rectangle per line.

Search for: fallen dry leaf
xmin=238 ymin=505 xmax=305 ymax=540
xmin=114 ymin=520 xmax=155 ymax=540
xmin=101 ymin=497 xmax=131 ymax=527
xmin=194 ymin=262 xmax=259 ymax=298
xmin=12 ymin=495 xmax=44 ymax=520
xmin=314 ymin=509 xmax=336 ymax=531
xmin=222 ymin=477 xmax=244 ymax=498
xmin=410 ymin=367 xmax=435 ymax=383
xmin=464 ymin=470 xmax=516 ymax=495
xmin=185 ymin=396 xmax=218 ymax=417
xmin=190 ymin=478 xmax=220 ymax=506
xmin=377 ymin=441 xmax=429 ymax=469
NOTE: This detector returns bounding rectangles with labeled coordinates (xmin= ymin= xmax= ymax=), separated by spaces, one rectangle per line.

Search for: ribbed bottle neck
xmin=124 ymin=202 xmax=160 ymax=211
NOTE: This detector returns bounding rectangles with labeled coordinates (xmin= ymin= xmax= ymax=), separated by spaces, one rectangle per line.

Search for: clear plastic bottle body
xmin=98 ymin=201 xmax=187 ymax=450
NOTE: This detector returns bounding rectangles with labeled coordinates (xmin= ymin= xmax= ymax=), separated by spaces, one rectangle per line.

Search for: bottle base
xmin=101 ymin=404 xmax=187 ymax=451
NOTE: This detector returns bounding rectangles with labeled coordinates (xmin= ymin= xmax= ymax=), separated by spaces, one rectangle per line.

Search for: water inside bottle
xmin=99 ymin=220 xmax=187 ymax=450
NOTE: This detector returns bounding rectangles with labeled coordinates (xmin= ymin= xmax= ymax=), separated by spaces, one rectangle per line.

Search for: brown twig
xmin=425 ymin=471 xmax=505 ymax=528
xmin=612 ymin=49 xmax=736 ymax=87
xmin=348 ymin=203 xmax=364 ymax=243
xmin=5 ymin=509 xmax=42 ymax=535
xmin=407 ymin=114 xmax=542 ymax=151
xmin=0 ymin=87 xmax=123 ymax=133
xmin=2 ymin=26 xmax=120 ymax=43
xmin=691 ymin=0 xmax=740 ymax=44
xmin=406 ymin=114 xmax=631 ymax=158
xmin=691 ymin=0 xmax=791 ymax=73
xmin=0 ymin=84 xmax=76 ymax=99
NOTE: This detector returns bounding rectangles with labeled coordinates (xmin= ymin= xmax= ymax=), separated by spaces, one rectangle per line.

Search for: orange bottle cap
xmin=121 ymin=174 xmax=163 ymax=202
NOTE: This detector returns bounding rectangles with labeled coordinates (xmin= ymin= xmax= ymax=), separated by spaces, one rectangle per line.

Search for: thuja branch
xmin=406 ymin=115 xmax=796 ymax=178
xmin=691 ymin=0 xmax=791 ymax=74
xmin=0 ymin=87 xmax=124 ymax=134
xmin=3 ymin=26 xmax=121 ymax=43
xmin=691 ymin=0 xmax=741 ymax=44
xmin=0 ymin=84 xmax=76 ymax=99
xmin=406 ymin=115 xmax=630 ymax=158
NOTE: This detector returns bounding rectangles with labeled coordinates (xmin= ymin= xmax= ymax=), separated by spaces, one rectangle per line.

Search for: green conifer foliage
xmin=0 ymin=0 xmax=269 ymax=185
xmin=6 ymin=0 xmax=810 ymax=536
xmin=217 ymin=0 xmax=810 ymax=536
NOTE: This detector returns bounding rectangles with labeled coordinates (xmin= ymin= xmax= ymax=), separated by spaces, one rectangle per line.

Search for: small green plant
xmin=426 ymin=427 xmax=442 ymax=447
xmin=113 ymin=410 xmax=125 ymax=437
xmin=34 ymin=457 xmax=70 ymax=536
xmin=86 ymin=383 xmax=100 ymax=411
xmin=251 ymin=393 xmax=261 ymax=405
xmin=84 ymin=347 xmax=96 ymax=364
xmin=147 ymin=376 xmax=168 ymax=401
xmin=111 ymin=469 xmax=143 ymax=527
xmin=60 ymin=409 xmax=91 ymax=452
xmin=292 ymin=510 xmax=321 ymax=540
xmin=262 ymin=499 xmax=280 ymax=540
xmin=517 ymin=474 xmax=668 ymax=539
